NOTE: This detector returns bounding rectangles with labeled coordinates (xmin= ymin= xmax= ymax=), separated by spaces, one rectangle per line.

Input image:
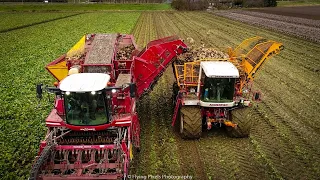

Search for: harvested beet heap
xmin=116 ymin=44 xmax=135 ymax=60
xmin=176 ymin=43 xmax=229 ymax=65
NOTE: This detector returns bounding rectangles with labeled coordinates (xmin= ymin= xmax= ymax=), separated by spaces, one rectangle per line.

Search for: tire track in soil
xmin=199 ymin=130 xmax=268 ymax=180
xmin=132 ymin=12 xmax=182 ymax=176
xmin=257 ymin=101 xmax=320 ymax=177
xmin=254 ymin=80 xmax=320 ymax=152
xmin=255 ymin=75 xmax=320 ymax=144
xmin=175 ymin=138 xmax=208 ymax=180
xmin=253 ymin=76 xmax=320 ymax=179
xmin=262 ymin=67 xmax=320 ymax=128
xmin=250 ymin=113 xmax=294 ymax=179
xmin=156 ymin=70 xmax=182 ymax=175
xmin=252 ymin=103 xmax=319 ymax=179
xmin=152 ymin=12 xmax=209 ymax=179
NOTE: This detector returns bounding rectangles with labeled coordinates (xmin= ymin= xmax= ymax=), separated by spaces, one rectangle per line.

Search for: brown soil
xmin=131 ymin=12 xmax=320 ymax=180
xmin=214 ymin=10 xmax=320 ymax=43
xmin=250 ymin=6 xmax=320 ymax=20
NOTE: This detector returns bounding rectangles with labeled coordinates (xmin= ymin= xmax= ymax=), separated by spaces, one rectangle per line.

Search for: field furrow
xmin=1 ymin=7 xmax=319 ymax=180
xmin=215 ymin=11 xmax=320 ymax=43
xmin=132 ymin=11 xmax=320 ymax=180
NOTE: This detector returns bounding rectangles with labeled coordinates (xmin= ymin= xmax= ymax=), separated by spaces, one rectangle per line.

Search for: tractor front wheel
xmin=180 ymin=106 xmax=202 ymax=139
xmin=227 ymin=106 xmax=256 ymax=138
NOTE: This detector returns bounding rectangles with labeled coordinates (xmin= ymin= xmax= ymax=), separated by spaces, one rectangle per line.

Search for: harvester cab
xmin=59 ymin=73 xmax=111 ymax=126
xmin=199 ymin=61 xmax=239 ymax=106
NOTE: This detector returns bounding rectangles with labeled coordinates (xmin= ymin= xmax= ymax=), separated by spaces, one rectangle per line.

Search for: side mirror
xmin=36 ymin=84 xmax=43 ymax=99
xmin=130 ymin=83 xmax=136 ymax=98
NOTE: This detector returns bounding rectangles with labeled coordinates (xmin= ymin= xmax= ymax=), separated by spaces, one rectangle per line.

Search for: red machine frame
xmin=32 ymin=34 xmax=187 ymax=180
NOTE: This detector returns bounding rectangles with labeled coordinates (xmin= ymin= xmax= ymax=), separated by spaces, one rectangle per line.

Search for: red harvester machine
xmin=31 ymin=34 xmax=187 ymax=180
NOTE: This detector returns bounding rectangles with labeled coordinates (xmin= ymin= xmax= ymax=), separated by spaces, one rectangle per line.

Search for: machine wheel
xmin=29 ymin=144 xmax=54 ymax=180
xmin=227 ymin=106 xmax=256 ymax=138
xmin=179 ymin=106 xmax=202 ymax=139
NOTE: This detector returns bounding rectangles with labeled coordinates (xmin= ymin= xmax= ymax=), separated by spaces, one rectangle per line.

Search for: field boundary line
xmin=0 ymin=13 xmax=84 ymax=33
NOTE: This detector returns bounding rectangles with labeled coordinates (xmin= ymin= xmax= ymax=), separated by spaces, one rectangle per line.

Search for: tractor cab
xmin=199 ymin=61 xmax=239 ymax=107
xmin=59 ymin=73 xmax=111 ymax=126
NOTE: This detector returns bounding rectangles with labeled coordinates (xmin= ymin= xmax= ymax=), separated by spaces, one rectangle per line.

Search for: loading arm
xmin=133 ymin=36 xmax=187 ymax=97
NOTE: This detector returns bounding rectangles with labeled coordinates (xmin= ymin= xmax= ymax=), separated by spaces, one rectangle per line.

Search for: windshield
xmin=202 ymin=77 xmax=235 ymax=102
xmin=64 ymin=92 xmax=109 ymax=126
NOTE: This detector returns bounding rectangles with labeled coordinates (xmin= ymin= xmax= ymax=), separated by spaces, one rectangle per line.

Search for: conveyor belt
xmin=85 ymin=34 xmax=118 ymax=65
xmin=115 ymin=74 xmax=131 ymax=87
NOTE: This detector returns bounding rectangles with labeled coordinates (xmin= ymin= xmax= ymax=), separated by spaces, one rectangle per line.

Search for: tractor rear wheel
xmin=227 ymin=106 xmax=256 ymax=138
xmin=180 ymin=106 xmax=202 ymax=139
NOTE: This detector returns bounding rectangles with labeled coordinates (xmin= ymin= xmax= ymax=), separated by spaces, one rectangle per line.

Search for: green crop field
xmin=0 ymin=4 xmax=319 ymax=180
xmin=0 ymin=12 xmax=80 ymax=32
xmin=0 ymin=3 xmax=172 ymax=12
xmin=0 ymin=11 xmax=140 ymax=179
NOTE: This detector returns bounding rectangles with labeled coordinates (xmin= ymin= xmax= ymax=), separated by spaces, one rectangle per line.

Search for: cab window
xmin=64 ymin=92 xmax=108 ymax=125
xmin=202 ymin=77 xmax=235 ymax=102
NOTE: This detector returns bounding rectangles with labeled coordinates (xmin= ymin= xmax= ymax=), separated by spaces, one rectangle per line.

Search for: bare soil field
xmin=250 ymin=6 xmax=320 ymax=20
xmin=214 ymin=10 xmax=320 ymax=43
xmin=130 ymin=12 xmax=320 ymax=179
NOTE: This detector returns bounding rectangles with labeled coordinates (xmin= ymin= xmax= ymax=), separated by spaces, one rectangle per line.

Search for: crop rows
xmin=0 ymin=12 xmax=140 ymax=179
xmin=236 ymin=10 xmax=320 ymax=28
xmin=1 ymin=10 xmax=319 ymax=180
xmin=131 ymin=11 xmax=320 ymax=179
xmin=214 ymin=10 xmax=320 ymax=43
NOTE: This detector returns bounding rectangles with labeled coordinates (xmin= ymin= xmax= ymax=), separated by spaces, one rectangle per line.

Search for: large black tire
xmin=180 ymin=106 xmax=202 ymax=139
xmin=29 ymin=145 xmax=54 ymax=180
xmin=227 ymin=106 xmax=256 ymax=138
